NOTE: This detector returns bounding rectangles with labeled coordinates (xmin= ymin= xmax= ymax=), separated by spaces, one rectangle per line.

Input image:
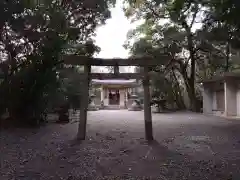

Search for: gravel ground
xmin=1 ymin=110 xmax=240 ymax=180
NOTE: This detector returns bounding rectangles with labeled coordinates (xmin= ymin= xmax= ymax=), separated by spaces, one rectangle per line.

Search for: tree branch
xmin=190 ymin=5 xmax=199 ymax=29
xmin=145 ymin=1 xmax=169 ymax=20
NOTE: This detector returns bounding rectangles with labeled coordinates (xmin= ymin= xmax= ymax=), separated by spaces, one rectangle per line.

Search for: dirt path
xmin=1 ymin=111 xmax=240 ymax=179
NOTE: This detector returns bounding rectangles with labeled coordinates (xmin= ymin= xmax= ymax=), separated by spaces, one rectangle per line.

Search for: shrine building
xmin=92 ymin=79 xmax=138 ymax=109
xmin=202 ymin=72 xmax=240 ymax=118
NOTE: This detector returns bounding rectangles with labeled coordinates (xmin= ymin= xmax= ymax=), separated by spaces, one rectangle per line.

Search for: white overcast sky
xmin=93 ymin=0 xmax=137 ymax=72
xmin=94 ymin=0 xmax=134 ymax=59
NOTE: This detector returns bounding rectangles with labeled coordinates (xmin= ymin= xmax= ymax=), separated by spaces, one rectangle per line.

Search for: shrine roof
xmin=201 ymin=72 xmax=240 ymax=84
xmin=92 ymin=79 xmax=137 ymax=85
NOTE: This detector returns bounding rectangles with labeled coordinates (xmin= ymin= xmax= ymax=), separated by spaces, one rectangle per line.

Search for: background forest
xmin=123 ymin=0 xmax=240 ymax=112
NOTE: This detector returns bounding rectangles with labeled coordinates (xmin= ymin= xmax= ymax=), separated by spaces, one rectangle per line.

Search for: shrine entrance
xmin=108 ymin=89 xmax=120 ymax=105
xmin=64 ymin=54 xmax=169 ymax=141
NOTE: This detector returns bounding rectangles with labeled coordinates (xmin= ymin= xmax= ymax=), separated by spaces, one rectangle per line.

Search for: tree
xmin=0 ymin=0 xmax=115 ymax=125
xmin=187 ymin=0 xmax=240 ymax=79
xmin=123 ymin=0 xmax=205 ymax=111
xmin=124 ymin=21 xmax=187 ymax=110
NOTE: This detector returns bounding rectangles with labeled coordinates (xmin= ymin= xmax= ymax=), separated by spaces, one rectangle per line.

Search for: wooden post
xmin=114 ymin=64 xmax=119 ymax=74
xmin=100 ymin=86 xmax=104 ymax=102
xmin=77 ymin=65 xmax=91 ymax=140
xmin=143 ymin=66 xmax=153 ymax=141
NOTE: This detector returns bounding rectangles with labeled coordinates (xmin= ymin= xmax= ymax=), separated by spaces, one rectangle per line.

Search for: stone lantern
xmin=128 ymin=93 xmax=143 ymax=111
xmin=88 ymin=94 xmax=99 ymax=111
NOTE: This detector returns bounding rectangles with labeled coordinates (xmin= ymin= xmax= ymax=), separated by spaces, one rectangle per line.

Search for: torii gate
xmin=64 ymin=55 xmax=169 ymax=141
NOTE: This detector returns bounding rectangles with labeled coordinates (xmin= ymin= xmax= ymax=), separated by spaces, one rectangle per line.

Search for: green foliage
xmin=0 ymin=0 xmax=115 ymax=125
xmin=151 ymin=70 xmax=186 ymax=110
xmin=124 ymin=16 xmax=187 ymax=109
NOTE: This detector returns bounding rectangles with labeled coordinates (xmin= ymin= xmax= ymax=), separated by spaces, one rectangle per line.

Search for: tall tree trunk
xmin=180 ymin=68 xmax=197 ymax=112
xmin=171 ymin=68 xmax=186 ymax=109
xmin=183 ymin=23 xmax=197 ymax=112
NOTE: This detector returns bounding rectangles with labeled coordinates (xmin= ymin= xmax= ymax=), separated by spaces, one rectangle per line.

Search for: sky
xmin=93 ymin=0 xmax=136 ymax=73
xmin=94 ymin=0 xmax=133 ymax=59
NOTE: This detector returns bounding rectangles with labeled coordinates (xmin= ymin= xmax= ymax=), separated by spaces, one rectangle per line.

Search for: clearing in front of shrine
xmin=1 ymin=110 xmax=240 ymax=179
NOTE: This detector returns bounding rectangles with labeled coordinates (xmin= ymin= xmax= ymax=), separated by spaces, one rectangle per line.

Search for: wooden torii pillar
xmin=77 ymin=65 xmax=90 ymax=140
xmin=143 ymin=66 xmax=153 ymax=141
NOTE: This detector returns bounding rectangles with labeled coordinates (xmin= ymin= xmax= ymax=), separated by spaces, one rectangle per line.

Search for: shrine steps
xmin=103 ymin=105 xmax=125 ymax=110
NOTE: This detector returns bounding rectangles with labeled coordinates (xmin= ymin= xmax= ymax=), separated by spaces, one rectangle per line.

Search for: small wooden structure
xmin=64 ymin=55 xmax=168 ymax=141
xmin=202 ymin=72 xmax=240 ymax=117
